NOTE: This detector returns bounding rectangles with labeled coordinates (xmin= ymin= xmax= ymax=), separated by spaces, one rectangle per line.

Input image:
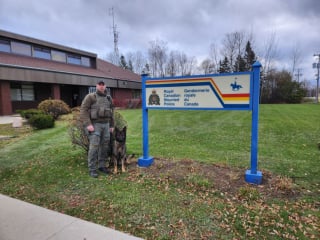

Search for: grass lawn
xmin=0 ymin=104 xmax=319 ymax=239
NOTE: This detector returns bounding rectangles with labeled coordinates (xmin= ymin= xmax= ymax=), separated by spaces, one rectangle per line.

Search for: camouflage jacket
xmin=80 ymin=91 xmax=114 ymax=127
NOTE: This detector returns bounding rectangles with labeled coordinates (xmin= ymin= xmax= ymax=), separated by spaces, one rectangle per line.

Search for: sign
xmin=145 ymin=73 xmax=251 ymax=110
xmin=138 ymin=62 xmax=263 ymax=185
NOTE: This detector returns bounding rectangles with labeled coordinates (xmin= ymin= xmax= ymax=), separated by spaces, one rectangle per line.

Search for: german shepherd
xmin=112 ymin=126 xmax=127 ymax=174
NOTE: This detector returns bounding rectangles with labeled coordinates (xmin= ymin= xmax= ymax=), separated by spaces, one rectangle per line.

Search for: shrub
xmin=17 ymin=109 xmax=44 ymax=119
xmin=68 ymin=107 xmax=89 ymax=153
xmin=28 ymin=114 xmax=55 ymax=129
xmin=114 ymin=111 xmax=128 ymax=131
xmin=38 ymin=99 xmax=71 ymax=120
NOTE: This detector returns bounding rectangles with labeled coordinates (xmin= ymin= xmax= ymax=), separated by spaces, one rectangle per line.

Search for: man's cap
xmin=97 ymin=80 xmax=105 ymax=85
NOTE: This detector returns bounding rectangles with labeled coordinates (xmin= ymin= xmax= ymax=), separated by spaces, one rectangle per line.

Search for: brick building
xmin=0 ymin=29 xmax=141 ymax=115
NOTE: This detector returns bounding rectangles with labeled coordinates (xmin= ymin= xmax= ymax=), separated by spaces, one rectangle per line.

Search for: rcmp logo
xmin=148 ymin=89 xmax=160 ymax=105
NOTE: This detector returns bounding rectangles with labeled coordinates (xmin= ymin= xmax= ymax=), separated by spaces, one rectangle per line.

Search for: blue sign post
xmin=138 ymin=62 xmax=263 ymax=184
xmin=245 ymin=62 xmax=262 ymax=184
xmin=138 ymin=74 xmax=154 ymax=167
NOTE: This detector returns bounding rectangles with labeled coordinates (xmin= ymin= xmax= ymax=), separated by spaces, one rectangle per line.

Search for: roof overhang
xmin=0 ymin=64 xmax=141 ymax=89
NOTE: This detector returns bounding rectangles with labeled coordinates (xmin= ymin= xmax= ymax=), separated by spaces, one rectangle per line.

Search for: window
xmin=52 ymin=50 xmax=66 ymax=63
xmin=67 ymin=54 xmax=81 ymax=65
xmin=10 ymin=83 xmax=35 ymax=101
xmin=2 ymin=38 xmax=95 ymax=69
xmin=88 ymin=86 xmax=111 ymax=95
xmin=0 ymin=39 xmax=10 ymax=53
xmin=89 ymin=86 xmax=96 ymax=93
xmin=11 ymin=41 xmax=31 ymax=56
xmin=33 ymin=46 xmax=51 ymax=60
xmin=132 ymin=89 xmax=141 ymax=99
xmin=81 ymin=56 xmax=91 ymax=67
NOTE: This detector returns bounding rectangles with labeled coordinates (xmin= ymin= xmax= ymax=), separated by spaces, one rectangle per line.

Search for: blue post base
xmin=245 ymin=170 xmax=263 ymax=185
xmin=138 ymin=156 xmax=154 ymax=167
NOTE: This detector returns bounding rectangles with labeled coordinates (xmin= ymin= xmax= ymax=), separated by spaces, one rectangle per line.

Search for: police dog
xmin=112 ymin=126 xmax=127 ymax=174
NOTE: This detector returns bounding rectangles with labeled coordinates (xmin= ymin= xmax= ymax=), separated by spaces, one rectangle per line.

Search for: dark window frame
xmin=10 ymin=83 xmax=35 ymax=101
xmin=33 ymin=46 xmax=51 ymax=60
xmin=67 ymin=54 xmax=81 ymax=65
xmin=11 ymin=41 xmax=32 ymax=56
xmin=0 ymin=38 xmax=11 ymax=53
xmin=51 ymin=49 xmax=67 ymax=63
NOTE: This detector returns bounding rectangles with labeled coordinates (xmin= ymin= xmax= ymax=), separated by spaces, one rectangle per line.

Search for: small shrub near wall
xmin=17 ymin=109 xmax=44 ymax=119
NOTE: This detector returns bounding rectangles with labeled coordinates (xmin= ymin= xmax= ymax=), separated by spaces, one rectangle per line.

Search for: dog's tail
xmin=126 ymin=153 xmax=136 ymax=164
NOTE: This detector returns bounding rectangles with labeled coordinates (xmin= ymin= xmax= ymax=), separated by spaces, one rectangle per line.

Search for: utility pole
xmin=313 ymin=54 xmax=320 ymax=103
xmin=294 ymin=68 xmax=303 ymax=82
xmin=109 ymin=7 xmax=119 ymax=59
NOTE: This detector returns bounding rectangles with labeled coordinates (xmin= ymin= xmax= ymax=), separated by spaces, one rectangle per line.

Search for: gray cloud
xmin=1 ymin=0 xmax=319 ymax=83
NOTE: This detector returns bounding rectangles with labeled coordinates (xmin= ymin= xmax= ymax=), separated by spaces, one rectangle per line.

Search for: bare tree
xmin=259 ymin=31 xmax=279 ymax=102
xmin=148 ymin=39 xmax=168 ymax=77
xmin=164 ymin=50 xmax=197 ymax=76
xmin=166 ymin=50 xmax=179 ymax=77
xmin=106 ymin=51 xmax=120 ymax=65
xmin=221 ymin=31 xmax=246 ymax=72
xmin=175 ymin=51 xmax=196 ymax=76
xmin=209 ymin=43 xmax=219 ymax=73
xmin=134 ymin=51 xmax=147 ymax=75
xmin=199 ymin=58 xmax=215 ymax=74
xmin=290 ymin=43 xmax=302 ymax=81
xmin=186 ymin=56 xmax=197 ymax=76
xmin=126 ymin=51 xmax=147 ymax=74
xmin=260 ymin=31 xmax=278 ymax=77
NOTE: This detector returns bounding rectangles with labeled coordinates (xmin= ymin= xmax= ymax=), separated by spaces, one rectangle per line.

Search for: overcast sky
xmin=1 ymin=0 xmax=320 ymax=85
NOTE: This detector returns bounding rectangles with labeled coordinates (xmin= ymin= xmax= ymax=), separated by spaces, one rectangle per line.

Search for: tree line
xmin=106 ymin=31 xmax=309 ymax=103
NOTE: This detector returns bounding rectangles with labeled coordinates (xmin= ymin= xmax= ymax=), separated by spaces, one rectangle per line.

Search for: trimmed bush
xmin=28 ymin=114 xmax=55 ymax=129
xmin=38 ymin=99 xmax=71 ymax=120
xmin=17 ymin=109 xmax=44 ymax=119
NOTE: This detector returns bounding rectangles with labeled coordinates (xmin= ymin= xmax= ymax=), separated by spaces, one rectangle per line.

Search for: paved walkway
xmin=0 ymin=115 xmax=143 ymax=240
xmin=0 ymin=194 xmax=143 ymax=240
xmin=0 ymin=114 xmax=23 ymax=125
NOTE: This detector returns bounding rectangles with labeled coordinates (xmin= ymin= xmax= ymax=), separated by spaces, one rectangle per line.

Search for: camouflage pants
xmin=87 ymin=122 xmax=111 ymax=171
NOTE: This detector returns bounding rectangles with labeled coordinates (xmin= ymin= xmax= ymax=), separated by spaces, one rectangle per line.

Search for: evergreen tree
xmin=120 ymin=55 xmax=128 ymax=69
xmin=143 ymin=63 xmax=150 ymax=75
xmin=263 ymin=69 xmax=306 ymax=103
xmin=234 ymin=54 xmax=246 ymax=72
xmin=244 ymin=41 xmax=256 ymax=70
xmin=219 ymin=57 xmax=231 ymax=73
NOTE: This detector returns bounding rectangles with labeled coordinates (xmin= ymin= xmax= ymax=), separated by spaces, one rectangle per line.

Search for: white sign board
xmin=145 ymin=73 xmax=251 ymax=110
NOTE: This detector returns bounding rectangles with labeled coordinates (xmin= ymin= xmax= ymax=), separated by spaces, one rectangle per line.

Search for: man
xmin=80 ymin=80 xmax=114 ymax=178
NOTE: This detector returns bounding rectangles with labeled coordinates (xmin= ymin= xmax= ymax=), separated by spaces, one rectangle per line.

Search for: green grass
xmin=126 ymin=104 xmax=320 ymax=185
xmin=0 ymin=104 xmax=319 ymax=239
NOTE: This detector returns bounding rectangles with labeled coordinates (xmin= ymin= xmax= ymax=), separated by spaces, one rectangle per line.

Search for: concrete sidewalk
xmin=0 ymin=194 xmax=143 ymax=240
xmin=0 ymin=115 xmax=23 ymax=125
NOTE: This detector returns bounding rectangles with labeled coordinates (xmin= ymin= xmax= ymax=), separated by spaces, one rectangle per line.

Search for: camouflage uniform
xmin=80 ymin=91 xmax=114 ymax=173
